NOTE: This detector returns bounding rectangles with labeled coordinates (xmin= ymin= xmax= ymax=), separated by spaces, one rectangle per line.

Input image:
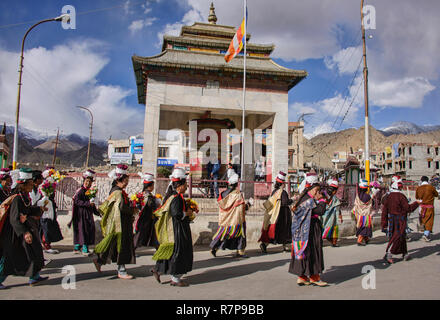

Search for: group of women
xmin=0 ymin=164 xmax=422 ymax=290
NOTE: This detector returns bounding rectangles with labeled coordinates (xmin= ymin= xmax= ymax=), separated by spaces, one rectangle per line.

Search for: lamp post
xmin=77 ymin=106 xmax=93 ymax=169
xmin=12 ymin=14 xmax=70 ymax=170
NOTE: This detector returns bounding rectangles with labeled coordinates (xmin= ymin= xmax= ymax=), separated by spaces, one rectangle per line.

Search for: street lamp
xmin=12 ymin=14 xmax=70 ymax=170
xmin=77 ymin=106 xmax=93 ymax=169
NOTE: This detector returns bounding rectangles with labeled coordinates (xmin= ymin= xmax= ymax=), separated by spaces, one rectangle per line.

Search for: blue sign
xmin=157 ymin=159 xmax=178 ymax=166
xmin=130 ymin=138 xmax=144 ymax=154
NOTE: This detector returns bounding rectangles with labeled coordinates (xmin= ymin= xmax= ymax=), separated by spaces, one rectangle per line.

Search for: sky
xmin=0 ymin=0 xmax=439 ymax=140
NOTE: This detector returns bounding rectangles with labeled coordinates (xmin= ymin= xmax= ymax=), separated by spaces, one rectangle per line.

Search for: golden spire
xmin=208 ymin=2 xmax=217 ymax=25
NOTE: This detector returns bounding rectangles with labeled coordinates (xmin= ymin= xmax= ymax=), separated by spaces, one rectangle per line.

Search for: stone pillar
xmin=271 ymin=101 xmax=289 ymax=180
xmin=142 ymin=77 xmax=165 ymax=176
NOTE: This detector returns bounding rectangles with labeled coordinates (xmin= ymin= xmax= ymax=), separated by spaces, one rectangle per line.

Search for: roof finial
xmin=208 ymin=2 xmax=217 ymax=25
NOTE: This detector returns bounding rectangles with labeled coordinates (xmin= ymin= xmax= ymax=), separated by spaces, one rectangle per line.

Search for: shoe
xmin=259 ymin=243 xmax=267 ymax=254
xmin=118 ymin=274 xmax=134 ymax=280
xmin=44 ymin=249 xmax=59 ymax=254
xmin=406 ymin=236 xmax=412 ymax=242
xmin=210 ymin=249 xmax=217 ymax=257
xmin=73 ymin=250 xmax=81 ymax=254
xmin=357 ymin=242 xmax=366 ymax=246
xmin=422 ymin=235 xmax=431 ymax=242
xmin=283 ymin=246 xmax=291 ymax=252
xmin=150 ymin=268 xmax=161 ymax=283
xmin=81 ymin=251 xmax=91 ymax=257
xmin=403 ymin=254 xmax=412 ymax=261
xmin=383 ymin=254 xmax=394 ymax=264
xmin=331 ymin=243 xmax=340 ymax=247
xmin=297 ymin=278 xmax=310 ymax=286
xmin=170 ymin=280 xmax=189 ymax=287
xmin=0 ymin=283 xmax=6 ymax=290
xmin=234 ymin=253 xmax=249 ymax=259
xmin=310 ymin=280 xmax=329 ymax=287
xmin=93 ymin=259 xmax=102 ymax=273
xmin=29 ymin=276 xmax=49 ymax=287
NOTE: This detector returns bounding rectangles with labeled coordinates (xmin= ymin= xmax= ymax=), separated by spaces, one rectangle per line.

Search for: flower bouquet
xmin=155 ymin=193 xmax=163 ymax=207
xmin=185 ymin=198 xmax=199 ymax=221
xmin=39 ymin=177 xmax=57 ymax=213
xmin=130 ymin=192 xmax=145 ymax=208
xmin=85 ymin=186 xmax=98 ymax=204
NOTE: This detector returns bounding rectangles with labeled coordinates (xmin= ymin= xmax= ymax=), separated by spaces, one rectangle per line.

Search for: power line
xmin=0 ymin=0 xmax=146 ymax=30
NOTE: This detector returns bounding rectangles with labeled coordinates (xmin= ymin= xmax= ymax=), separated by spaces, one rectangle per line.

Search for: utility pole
xmin=361 ymin=0 xmax=371 ymax=185
xmin=77 ymin=106 xmax=93 ymax=169
xmin=52 ymin=127 xmax=60 ymax=167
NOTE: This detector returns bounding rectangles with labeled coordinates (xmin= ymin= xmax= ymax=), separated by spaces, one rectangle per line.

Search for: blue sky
xmin=0 ymin=0 xmax=438 ymax=139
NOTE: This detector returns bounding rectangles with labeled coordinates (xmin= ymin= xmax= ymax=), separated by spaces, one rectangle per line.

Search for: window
xmin=403 ymin=161 xmax=406 ymax=169
xmin=428 ymin=161 xmax=431 ymax=168
xmin=436 ymin=161 xmax=439 ymax=170
xmin=436 ymin=148 xmax=439 ymax=156
xmin=427 ymin=147 xmax=431 ymax=154
xmin=288 ymin=133 xmax=293 ymax=146
xmin=409 ymin=161 xmax=413 ymax=169
xmin=409 ymin=147 xmax=412 ymax=155
xmin=206 ymin=80 xmax=219 ymax=89
xmin=387 ymin=163 xmax=392 ymax=170
xmin=158 ymin=147 xmax=169 ymax=158
xmin=115 ymin=147 xmax=128 ymax=153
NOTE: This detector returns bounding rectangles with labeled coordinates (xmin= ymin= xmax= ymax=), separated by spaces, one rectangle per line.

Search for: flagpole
xmin=240 ymin=0 xmax=247 ymax=190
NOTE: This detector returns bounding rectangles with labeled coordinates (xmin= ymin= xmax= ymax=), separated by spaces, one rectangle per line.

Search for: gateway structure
xmin=132 ymin=4 xmax=307 ymax=182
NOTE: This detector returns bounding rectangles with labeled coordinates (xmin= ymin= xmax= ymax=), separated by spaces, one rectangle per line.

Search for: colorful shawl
xmin=291 ymin=198 xmax=316 ymax=260
xmin=212 ymin=189 xmax=246 ymax=242
xmin=262 ymin=188 xmax=283 ymax=231
xmin=352 ymin=192 xmax=373 ymax=229
xmin=94 ymin=190 xmax=124 ymax=254
xmin=151 ymin=195 xmax=177 ymax=261
xmin=321 ymin=196 xmax=341 ymax=240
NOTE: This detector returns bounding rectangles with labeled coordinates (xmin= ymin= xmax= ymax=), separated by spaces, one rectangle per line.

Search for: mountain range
xmin=2 ymin=125 xmax=108 ymax=169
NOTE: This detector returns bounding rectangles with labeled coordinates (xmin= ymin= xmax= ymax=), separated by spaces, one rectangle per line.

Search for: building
xmin=132 ymin=4 xmax=307 ymax=182
xmin=379 ymin=142 xmax=440 ymax=181
xmin=288 ymin=121 xmax=305 ymax=175
xmin=107 ymin=132 xmax=188 ymax=167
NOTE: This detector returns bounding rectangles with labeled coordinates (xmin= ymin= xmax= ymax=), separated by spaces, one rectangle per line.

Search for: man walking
xmin=416 ymin=176 xmax=439 ymax=242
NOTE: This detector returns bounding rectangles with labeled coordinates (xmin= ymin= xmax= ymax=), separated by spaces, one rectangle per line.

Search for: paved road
xmin=0 ymin=212 xmax=439 ymax=300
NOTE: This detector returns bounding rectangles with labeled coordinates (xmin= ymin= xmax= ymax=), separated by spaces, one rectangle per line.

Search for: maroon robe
xmin=381 ymin=191 xmax=419 ymax=255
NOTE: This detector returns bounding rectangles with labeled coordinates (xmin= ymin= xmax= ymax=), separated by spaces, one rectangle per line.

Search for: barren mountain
xmin=304 ymin=126 xmax=440 ymax=169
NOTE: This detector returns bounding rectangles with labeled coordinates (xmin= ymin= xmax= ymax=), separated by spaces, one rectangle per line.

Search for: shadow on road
xmin=186 ymin=258 xmax=291 ymax=285
xmin=323 ymin=241 xmax=440 ymax=285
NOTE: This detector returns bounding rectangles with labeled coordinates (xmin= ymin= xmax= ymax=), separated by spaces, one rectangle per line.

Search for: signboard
xmin=110 ymin=153 xmax=132 ymax=165
xmin=130 ymin=139 xmax=144 ymax=154
xmin=157 ymin=158 xmax=178 ymax=167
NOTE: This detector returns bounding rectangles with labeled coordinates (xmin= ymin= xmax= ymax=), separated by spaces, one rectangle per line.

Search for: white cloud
xmin=370 ymin=77 xmax=435 ymax=108
xmin=129 ymin=17 xmax=157 ymax=34
xmin=0 ymin=40 xmax=143 ymax=140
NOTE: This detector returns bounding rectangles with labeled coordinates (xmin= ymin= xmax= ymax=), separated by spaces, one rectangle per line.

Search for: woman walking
xmin=289 ymin=181 xmax=328 ymax=287
xmin=93 ymin=164 xmax=136 ymax=280
xmin=151 ymin=168 xmax=194 ymax=287
xmin=0 ymin=168 xmax=47 ymax=289
xmin=258 ymin=171 xmax=293 ymax=253
xmin=133 ymin=173 xmax=159 ymax=250
xmin=352 ymin=179 xmax=373 ymax=246
xmin=321 ymin=179 xmax=343 ymax=247
xmin=70 ymin=170 xmax=100 ymax=256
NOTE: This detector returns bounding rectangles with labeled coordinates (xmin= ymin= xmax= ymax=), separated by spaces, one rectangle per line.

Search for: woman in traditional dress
xmin=381 ymin=176 xmax=419 ymax=263
xmin=258 ymin=171 xmax=293 ymax=253
xmin=133 ymin=173 xmax=159 ymax=250
xmin=38 ymin=167 xmax=63 ymax=254
xmin=352 ymin=179 xmax=373 ymax=246
xmin=92 ymin=164 xmax=136 ymax=280
xmin=0 ymin=168 xmax=12 ymax=204
xmin=289 ymin=181 xmax=328 ymax=287
xmin=151 ymin=168 xmax=194 ymax=287
xmin=321 ymin=179 xmax=343 ymax=247
xmin=0 ymin=168 xmax=47 ymax=289
xmin=70 ymin=170 xmax=100 ymax=256
xmin=210 ymin=171 xmax=251 ymax=258
xmin=416 ymin=176 xmax=439 ymax=242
